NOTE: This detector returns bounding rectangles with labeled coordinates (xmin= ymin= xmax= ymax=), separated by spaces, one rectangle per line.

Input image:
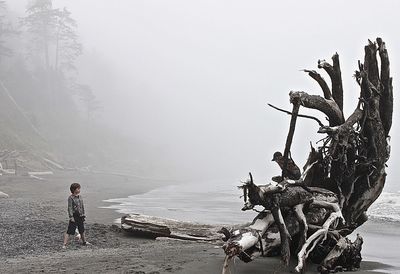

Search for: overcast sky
xmin=8 ymin=1 xmax=400 ymax=190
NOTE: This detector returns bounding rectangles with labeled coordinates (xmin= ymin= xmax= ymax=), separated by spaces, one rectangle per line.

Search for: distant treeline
xmin=0 ymin=1 xmax=171 ymax=177
xmin=0 ymin=0 xmax=100 ymax=121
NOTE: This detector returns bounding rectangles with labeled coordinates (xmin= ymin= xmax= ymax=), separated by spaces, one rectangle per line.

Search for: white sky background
xmin=8 ymin=1 xmax=400 ymax=190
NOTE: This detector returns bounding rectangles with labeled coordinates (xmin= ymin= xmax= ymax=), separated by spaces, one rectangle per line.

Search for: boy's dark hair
xmin=70 ymin=182 xmax=81 ymax=193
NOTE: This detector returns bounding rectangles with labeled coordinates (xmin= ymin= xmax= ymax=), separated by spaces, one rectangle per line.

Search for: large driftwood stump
xmin=221 ymin=38 xmax=392 ymax=273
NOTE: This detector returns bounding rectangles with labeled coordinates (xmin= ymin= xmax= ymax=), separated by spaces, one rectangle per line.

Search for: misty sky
xmin=8 ymin=1 xmax=400 ymax=191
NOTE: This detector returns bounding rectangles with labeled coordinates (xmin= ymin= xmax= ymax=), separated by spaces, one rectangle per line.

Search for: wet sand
xmin=0 ymin=171 xmax=399 ymax=273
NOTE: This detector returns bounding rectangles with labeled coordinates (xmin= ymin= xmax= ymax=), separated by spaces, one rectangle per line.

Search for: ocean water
xmin=103 ymin=180 xmax=400 ymax=225
xmin=368 ymin=191 xmax=400 ymax=222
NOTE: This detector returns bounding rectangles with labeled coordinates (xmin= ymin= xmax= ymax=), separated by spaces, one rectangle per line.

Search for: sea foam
xmin=368 ymin=191 xmax=400 ymax=222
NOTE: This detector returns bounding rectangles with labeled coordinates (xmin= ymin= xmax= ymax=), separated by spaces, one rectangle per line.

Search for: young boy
xmin=63 ymin=182 xmax=89 ymax=248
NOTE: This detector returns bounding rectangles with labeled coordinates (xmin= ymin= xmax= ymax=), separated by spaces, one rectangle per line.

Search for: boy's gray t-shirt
xmin=68 ymin=195 xmax=85 ymax=218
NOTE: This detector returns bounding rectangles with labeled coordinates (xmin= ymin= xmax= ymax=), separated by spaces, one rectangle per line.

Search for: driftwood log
xmin=221 ymin=38 xmax=392 ymax=273
xmin=121 ymin=214 xmax=220 ymax=241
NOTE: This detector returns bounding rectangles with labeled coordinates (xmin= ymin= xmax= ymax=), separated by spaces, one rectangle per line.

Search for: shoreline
xmin=0 ymin=171 xmax=399 ymax=273
xmin=0 ymin=170 xmax=167 ymax=223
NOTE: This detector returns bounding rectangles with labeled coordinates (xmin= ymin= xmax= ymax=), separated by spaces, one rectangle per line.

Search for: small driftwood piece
xmin=0 ymin=191 xmax=9 ymax=198
xmin=42 ymin=158 xmax=64 ymax=170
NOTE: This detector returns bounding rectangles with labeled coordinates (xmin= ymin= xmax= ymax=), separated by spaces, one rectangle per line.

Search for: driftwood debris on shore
xmin=121 ymin=214 xmax=221 ymax=242
xmin=221 ymin=38 xmax=392 ymax=274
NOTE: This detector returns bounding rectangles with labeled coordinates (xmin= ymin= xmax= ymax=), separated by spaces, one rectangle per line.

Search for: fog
xmin=5 ymin=1 xmax=400 ymax=191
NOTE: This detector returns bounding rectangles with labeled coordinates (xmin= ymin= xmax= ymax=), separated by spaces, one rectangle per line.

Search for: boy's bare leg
xmin=75 ymin=228 xmax=81 ymax=240
xmin=63 ymin=233 xmax=69 ymax=247
xmin=81 ymin=232 xmax=86 ymax=243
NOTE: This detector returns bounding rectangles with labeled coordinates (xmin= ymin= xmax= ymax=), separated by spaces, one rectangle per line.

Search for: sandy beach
xmin=0 ymin=171 xmax=399 ymax=274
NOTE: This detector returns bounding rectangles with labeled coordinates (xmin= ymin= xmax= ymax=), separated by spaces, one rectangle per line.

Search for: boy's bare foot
xmin=62 ymin=244 xmax=67 ymax=249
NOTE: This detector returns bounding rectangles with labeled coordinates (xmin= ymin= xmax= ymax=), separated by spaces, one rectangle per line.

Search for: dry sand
xmin=0 ymin=171 xmax=399 ymax=273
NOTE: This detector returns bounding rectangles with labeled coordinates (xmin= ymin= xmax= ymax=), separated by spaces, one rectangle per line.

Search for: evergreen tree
xmin=54 ymin=7 xmax=82 ymax=73
xmin=22 ymin=0 xmax=82 ymax=74
xmin=76 ymin=84 xmax=102 ymax=120
xmin=0 ymin=1 xmax=15 ymax=62
xmin=22 ymin=0 xmax=57 ymax=70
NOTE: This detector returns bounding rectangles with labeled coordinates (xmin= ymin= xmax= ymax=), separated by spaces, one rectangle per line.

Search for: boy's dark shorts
xmin=67 ymin=214 xmax=85 ymax=235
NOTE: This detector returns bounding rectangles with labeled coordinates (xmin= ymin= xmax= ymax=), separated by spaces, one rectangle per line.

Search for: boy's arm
xmin=81 ymin=196 xmax=85 ymax=217
xmin=68 ymin=196 xmax=74 ymax=221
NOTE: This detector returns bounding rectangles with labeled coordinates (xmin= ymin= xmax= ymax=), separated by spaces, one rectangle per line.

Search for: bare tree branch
xmin=377 ymin=37 xmax=393 ymax=136
xmin=282 ymin=99 xmax=300 ymax=179
xmin=318 ymin=54 xmax=344 ymax=114
xmin=303 ymin=69 xmax=332 ymax=100
xmin=267 ymin=103 xmax=325 ymax=127
xmin=332 ymin=53 xmax=344 ymax=113
xmin=364 ymin=40 xmax=379 ymax=88
xmin=289 ymin=91 xmax=344 ymax=126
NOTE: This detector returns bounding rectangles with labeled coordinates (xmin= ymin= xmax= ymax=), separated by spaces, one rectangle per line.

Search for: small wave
xmin=104 ymin=182 xmax=400 ymax=225
xmin=103 ymin=181 xmax=256 ymax=224
xmin=367 ymin=192 xmax=400 ymax=223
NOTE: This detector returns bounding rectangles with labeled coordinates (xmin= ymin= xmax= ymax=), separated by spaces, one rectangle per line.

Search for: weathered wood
xmin=0 ymin=191 xmax=9 ymax=198
xmin=377 ymin=38 xmax=393 ymax=136
xmin=222 ymin=38 xmax=392 ymax=274
xmin=121 ymin=214 xmax=219 ymax=241
xmin=318 ymin=234 xmax=363 ymax=273
xmin=121 ymin=215 xmax=172 ymax=238
xmin=289 ymin=91 xmax=344 ymax=126
xmin=318 ymin=53 xmax=344 ymax=114
xmin=282 ymin=99 xmax=300 ymax=180
xmin=295 ymin=210 xmax=343 ymax=272
xmin=267 ymin=103 xmax=325 ymax=127
xmin=332 ymin=54 xmax=344 ymax=112
xmin=304 ymin=69 xmax=332 ymax=100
